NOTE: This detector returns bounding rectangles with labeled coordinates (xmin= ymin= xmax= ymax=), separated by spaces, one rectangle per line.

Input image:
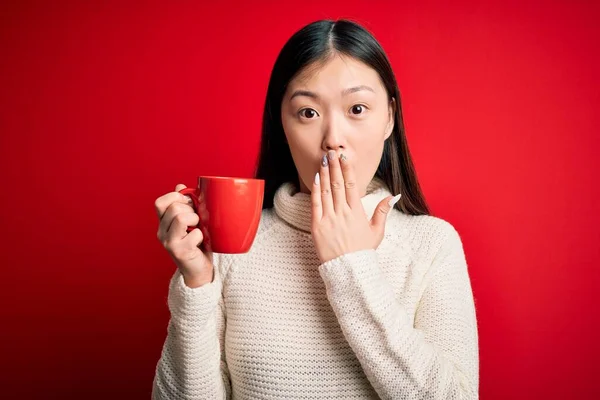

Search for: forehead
xmin=289 ymin=54 xmax=383 ymax=92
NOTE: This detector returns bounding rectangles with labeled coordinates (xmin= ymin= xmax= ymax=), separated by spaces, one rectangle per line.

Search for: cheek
xmin=282 ymin=114 xmax=320 ymax=152
xmin=352 ymin=123 xmax=386 ymax=157
xmin=351 ymin=132 xmax=387 ymax=188
xmin=282 ymin=125 xmax=321 ymax=175
xmin=354 ymin=144 xmax=384 ymax=174
xmin=351 ymin=109 xmax=388 ymax=139
xmin=285 ymin=126 xmax=314 ymax=155
xmin=282 ymin=113 xmax=309 ymax=145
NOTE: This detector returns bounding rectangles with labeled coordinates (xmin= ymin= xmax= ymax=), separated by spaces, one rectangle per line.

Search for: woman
xmin=152 ymin=19 xmax=479 ymax=400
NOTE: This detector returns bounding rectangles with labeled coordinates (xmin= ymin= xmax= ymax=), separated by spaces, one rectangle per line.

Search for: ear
xmin=384 ymin=97 xmax=396 ymax=140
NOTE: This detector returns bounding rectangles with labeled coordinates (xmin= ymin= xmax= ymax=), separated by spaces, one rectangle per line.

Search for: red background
xmin=1 ymin=1 xmax=598 ymax=398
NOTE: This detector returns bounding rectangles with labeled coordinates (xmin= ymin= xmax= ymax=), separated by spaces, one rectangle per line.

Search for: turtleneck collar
xmin=273 ymin=177 xmax=393 ymax=233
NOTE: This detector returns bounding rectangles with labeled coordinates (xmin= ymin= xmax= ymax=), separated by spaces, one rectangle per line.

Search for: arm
xmin=318 ymin=227 xmax=479 ymax=400
xmin=152 ymin=256 xmax=231 ymax=400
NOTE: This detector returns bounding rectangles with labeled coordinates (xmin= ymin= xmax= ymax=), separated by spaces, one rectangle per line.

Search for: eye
xmin=299 ymin=108 xmax=319 ymax=119
xmin=350 ymin=104 xmax=368 ymax=115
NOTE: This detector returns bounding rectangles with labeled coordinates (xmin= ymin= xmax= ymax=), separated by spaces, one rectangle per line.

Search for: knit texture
xmin=152 ymin=179 xmax=479 ymax=399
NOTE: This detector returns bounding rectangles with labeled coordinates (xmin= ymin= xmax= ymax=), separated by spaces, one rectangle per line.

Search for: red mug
xmin=179 ymin=176 xmax=265 ymax=254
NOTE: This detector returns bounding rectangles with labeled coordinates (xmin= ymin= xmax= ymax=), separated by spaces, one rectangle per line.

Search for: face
xmin=281 ymin=53 xmax=395 ymax=197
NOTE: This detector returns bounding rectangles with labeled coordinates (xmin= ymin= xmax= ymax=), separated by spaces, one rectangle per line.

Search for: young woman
xmin=152 ymin=19 xmax=479 ymax=400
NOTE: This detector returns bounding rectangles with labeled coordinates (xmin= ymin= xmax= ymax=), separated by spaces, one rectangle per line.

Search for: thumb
xmin=370 ymin=194 xmax=402 ymax=232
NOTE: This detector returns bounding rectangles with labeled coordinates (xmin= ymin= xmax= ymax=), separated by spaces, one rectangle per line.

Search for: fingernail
xmin=327 ymin=150 xmax=336 ymax=161
xmin=339 ymin=153 xmax=347 ymax=162
xmin=321 ymin=154 xmax=329 ymax=167
xmin=388 ymin=194 xmax=401 ymax=208
xmin=315 ymin=172 xmax=320 ymax=185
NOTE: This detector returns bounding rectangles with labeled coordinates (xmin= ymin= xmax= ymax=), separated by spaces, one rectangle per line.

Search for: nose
xmin=321 ymin=117 xmax=347 ymax=153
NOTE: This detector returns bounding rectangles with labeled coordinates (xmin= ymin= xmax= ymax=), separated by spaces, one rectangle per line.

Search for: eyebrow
xmin=289 ymin=85 xmax=375 ymax=100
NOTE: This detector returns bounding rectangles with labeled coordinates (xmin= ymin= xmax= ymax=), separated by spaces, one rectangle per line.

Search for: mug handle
xmin=178 ymin=187 xmax=212 ymax=252
xmin=178 ymin=187 xmax=200 ymax=233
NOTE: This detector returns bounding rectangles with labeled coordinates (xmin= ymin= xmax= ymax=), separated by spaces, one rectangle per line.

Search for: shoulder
xmin=387 ymin=211 xmax=463 ymax=259
xmin=385 ymin=212 xmax=468 ymax=288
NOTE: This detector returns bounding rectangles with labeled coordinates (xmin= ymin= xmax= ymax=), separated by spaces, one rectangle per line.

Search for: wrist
xmin=182 ymin=269 xmax=214 ymax=288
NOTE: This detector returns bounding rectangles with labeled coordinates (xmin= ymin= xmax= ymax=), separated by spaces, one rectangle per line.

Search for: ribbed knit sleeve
xmin=152 ymin=256 xmax=231 ymax=400
xmin=318 ymin=227 xmax=479 ymax=400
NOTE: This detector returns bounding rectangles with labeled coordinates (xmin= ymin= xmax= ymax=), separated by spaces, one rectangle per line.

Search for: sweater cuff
xmin=167 ymin=270 xmax=221 ymax=324
xmin=318 ymin=249 xmax=381 ymax=300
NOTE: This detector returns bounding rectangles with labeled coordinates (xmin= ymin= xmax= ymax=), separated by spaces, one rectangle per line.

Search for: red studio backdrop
xmin=1 ymin=1 xmax=598 ymax=399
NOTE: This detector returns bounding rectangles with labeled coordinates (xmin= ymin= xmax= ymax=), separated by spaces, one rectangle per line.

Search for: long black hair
xmin=255 ymin=19 xmax=429 ymax=215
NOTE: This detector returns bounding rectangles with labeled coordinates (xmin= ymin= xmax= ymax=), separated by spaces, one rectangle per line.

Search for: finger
xmin=179 ymin=228 xmax=214 ymax=264
xmin=158 ymin=202 xmax=196 ymax=238
xmin=311 ymin=171 xmax=323 ymax=222
xmin=167 ymin=208 xmax=200 ymax=239
xmin=175 ymin=183 xmax=197 ymax=208
xmin=338 ymin=152 xmax=360 ymax=209
xmin=370 ymin=194 xmax=401 ymax=232
xmin=179 ymin=227 xmax=204 ymax=250
xmin=155 ymin=190 xmax=192 ymax=219
xmin=327 ymin=150 xmax=346 ymax=212
xmin=181 ymin=228 xmax=213 ymax=260
xmin=319 ymin=153 xmax=334 ymax=216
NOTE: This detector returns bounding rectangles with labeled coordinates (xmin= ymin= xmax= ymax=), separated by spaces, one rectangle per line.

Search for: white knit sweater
xmin=152 ymin=179 xmax=479 ymax=399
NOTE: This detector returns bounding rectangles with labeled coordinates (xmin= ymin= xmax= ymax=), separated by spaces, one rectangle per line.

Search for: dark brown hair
xmin=255 ymin=19 xmax=429 ymax=215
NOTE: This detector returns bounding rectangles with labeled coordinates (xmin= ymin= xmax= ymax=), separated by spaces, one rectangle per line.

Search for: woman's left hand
xmin=311 ymin=150 xmax=401 ymax=264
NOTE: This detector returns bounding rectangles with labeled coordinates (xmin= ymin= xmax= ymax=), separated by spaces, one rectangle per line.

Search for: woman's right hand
xmin=155 ymin=184 xmax=214 ymax=288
